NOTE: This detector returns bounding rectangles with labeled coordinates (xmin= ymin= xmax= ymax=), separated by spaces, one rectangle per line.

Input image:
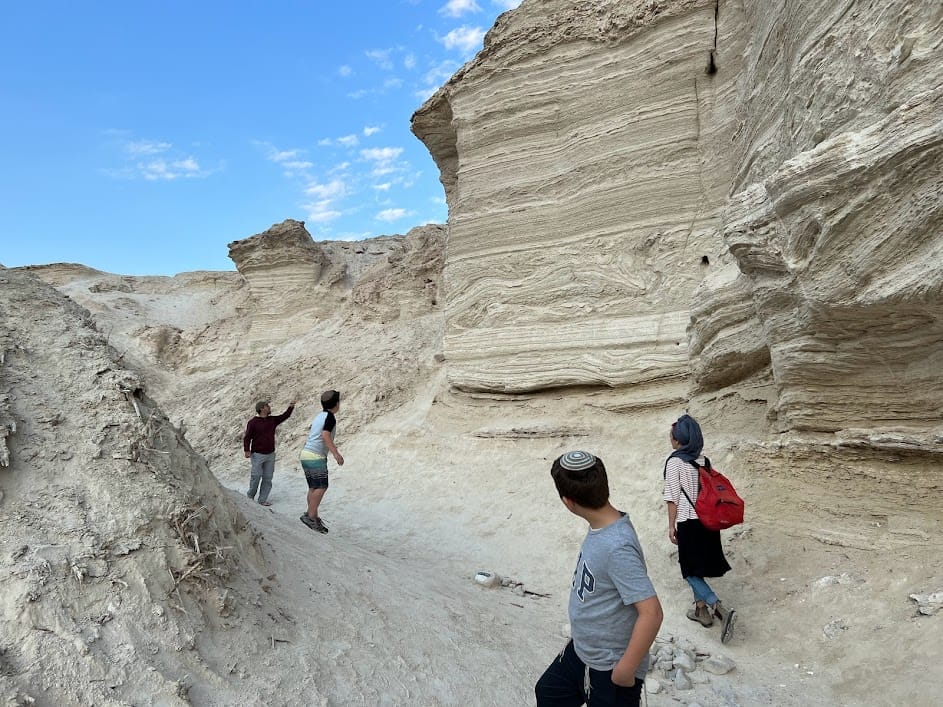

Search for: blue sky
xmin=0 ymin=0 xmax=521 ymax=275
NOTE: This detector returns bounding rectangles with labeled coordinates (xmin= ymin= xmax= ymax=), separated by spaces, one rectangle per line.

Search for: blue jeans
xmin=248 ymin=452 xmax=275 ymax=502
xmin=686 ymin=576 xmax=718 ymax=606
xmin=535 ymin=640 xmax=644 ymax=707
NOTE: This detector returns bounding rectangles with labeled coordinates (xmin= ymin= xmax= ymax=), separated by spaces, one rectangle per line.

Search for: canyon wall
xmin=412 ymin=0 xmax=943 ymax=446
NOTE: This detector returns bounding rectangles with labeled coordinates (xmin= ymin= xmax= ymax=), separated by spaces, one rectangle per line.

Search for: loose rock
xmin=703 ymin=655 xmax=737 ymax=675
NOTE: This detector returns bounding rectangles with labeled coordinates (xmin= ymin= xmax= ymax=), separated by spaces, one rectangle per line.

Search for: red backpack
xmin=680 ymin=457 xmax=745 ymax=531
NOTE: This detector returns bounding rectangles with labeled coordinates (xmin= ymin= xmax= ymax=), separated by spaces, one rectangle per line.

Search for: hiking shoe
xmin=719 ymin=606 xmax=737 ymax=644
xmin=686 ymin=602 xmax=714 ymax=627
xmin=300 ymin=514 xmax=329 ymax=534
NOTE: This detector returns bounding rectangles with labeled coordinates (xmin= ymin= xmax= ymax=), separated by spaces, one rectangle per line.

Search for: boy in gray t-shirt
xmin=536 ymin=451 xmax=663 ymax=707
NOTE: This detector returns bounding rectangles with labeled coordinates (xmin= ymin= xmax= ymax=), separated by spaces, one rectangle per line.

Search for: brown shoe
xmin=686 ymin=602 xmax=714 ymax=627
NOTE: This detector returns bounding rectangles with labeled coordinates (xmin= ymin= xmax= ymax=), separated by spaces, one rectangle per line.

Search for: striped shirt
xmin=663 ymin=456 xmax=704 ymax=522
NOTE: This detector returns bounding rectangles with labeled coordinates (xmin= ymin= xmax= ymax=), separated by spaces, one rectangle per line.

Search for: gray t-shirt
xmin=568 ymin=513 xmax=657 ymax=675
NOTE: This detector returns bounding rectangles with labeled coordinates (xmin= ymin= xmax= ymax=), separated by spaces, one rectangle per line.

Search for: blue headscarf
xmin=668 ymin=414 xmax=704 ymax=463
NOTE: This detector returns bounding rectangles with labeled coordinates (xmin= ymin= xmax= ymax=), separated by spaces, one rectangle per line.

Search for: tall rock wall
xmin=414 ymin=0 xmax=741 ymax=395
xmin=692 ymin=1 xmax=943 ymax=443
xmin=413 ymin=0 xmax=943 ymax=446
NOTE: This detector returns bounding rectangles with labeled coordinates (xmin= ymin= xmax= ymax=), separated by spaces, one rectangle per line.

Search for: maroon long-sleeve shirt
xmin=243 ymin=405 xmax=294 ymax=454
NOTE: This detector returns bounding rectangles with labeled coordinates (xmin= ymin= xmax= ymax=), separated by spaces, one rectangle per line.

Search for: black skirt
xmin=677 ymin=518 xmax=731 ymax=579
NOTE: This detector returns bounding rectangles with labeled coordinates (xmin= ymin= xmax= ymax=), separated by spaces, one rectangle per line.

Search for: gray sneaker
xmin=300 ymin=514 xmax=328 ymax=533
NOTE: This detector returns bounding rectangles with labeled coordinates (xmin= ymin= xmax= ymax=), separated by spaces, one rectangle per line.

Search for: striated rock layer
xmin=226 ymin=219 xmax=444 ymax=353
xmin=413 ymin=0 xmax=943 ymax=444
xmin=414 ymin=0 xmax=737 ymax=395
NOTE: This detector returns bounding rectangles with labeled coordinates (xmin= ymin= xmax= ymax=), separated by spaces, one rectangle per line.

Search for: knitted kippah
xmin=559 ymin=450 xmax=596 ymax=471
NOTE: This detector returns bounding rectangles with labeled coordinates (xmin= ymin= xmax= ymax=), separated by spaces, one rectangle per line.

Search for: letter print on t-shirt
xmin=572 ymin=552 xmax=596 ymax=601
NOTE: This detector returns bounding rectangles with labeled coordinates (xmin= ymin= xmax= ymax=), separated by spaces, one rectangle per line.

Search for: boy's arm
xmin=611 ymin=595 xmax=664 ymax=687
xmin=321 ymin=430 xmax=344 ymax=465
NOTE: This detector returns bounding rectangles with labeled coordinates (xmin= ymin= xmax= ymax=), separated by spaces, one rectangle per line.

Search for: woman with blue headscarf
xmin=663 ymin=414 xmax=735 ymax=643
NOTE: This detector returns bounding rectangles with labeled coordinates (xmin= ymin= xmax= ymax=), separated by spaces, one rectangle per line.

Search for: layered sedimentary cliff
xmin=413 ymin=0 xmax=943 ymax=445
xmin=414 ymin=0 xmax=737 ymax=397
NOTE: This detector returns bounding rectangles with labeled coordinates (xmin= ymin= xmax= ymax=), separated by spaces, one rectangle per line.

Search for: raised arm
xmin=271 ymin=401 xmax=296 ymax=425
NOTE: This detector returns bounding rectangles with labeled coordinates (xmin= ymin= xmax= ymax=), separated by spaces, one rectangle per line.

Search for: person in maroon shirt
xmin=243 ymin=399 xmax=295 ymax=505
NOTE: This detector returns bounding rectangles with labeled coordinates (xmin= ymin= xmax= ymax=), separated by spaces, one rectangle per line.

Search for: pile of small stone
xmin=646 ymin=633 xmax=736 ymax=698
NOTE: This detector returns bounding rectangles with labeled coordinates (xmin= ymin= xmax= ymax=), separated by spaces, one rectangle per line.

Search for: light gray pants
xmin=248 ymin=452 xmax=276 ymax=502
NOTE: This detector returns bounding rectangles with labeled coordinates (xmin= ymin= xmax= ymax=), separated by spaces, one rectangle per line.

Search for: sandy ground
xmin=4 ymin=258 xmax=941 ymax=707
xmin=207 ymin=379 xmax=929 ymax=706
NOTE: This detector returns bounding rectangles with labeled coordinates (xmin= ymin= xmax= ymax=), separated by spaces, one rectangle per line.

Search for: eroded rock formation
xmin=226 ymin=219 xmax=406 ymax=349
xmin=0 ymin=268 xmax=274 ymax=704
xmin=413 ymin=0 xmax=943 ymax=446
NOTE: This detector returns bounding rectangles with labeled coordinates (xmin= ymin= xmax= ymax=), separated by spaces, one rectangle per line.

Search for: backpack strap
xmin=679 ymin=456 xmax=711 ymax=508
xmin=680 ymin=484 xmax=697 ymax=509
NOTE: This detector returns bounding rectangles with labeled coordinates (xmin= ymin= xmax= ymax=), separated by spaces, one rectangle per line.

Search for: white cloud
xmin=363 ymin=125 xmax=382 ymax=137
xmin=304 ymin=201 xmax=343 ymax=223
xmin=282 ymin=160 xmax=313 ymax=171
xmin=305 ymin=179 xmax=347 ymax=200
xmin=366 ymin=48 xmax=394 ymax=70
xmin=317 ymin=137 xmax=333 ymax=146
xmin=440 ymin=0 xmax=481 ymax=17
xmin=106 ymin=134 xmax=217 ymax=181
xmin=255 ymin=142 xmax=312 ymax=176
xmin=361 ymin=147 xmax=404 ymax=163
xmin=298 ymin=174 xmax=350 ymax=224
xmin=373 ymin=183 xmax=392 ymax=191
xmin=403 ymin=53 xmax=416 ymax=70
xmin=126 ymin=140 xmax=171 ymax=156
xmin=425 ymin=60 xmax=460 ymax=84
xmin=337 ymin=134 xmax=360 ymax=148
xmin=416 ymin=59 xmax=461 ymax=100
xmin=173 ymin=157 xmax=200 ymax=172
xmin=415 ymin=85 xmax=439 ymax=102
xmin=441 ymin=25 xmax=486 ymax=53
xmin=338 ymin=65 xmax=353 ymax=77
xmin=138 ymin=157 xmax=205 ymax=180
xmin=361 ymin=147 xmax=405 ymax=177
xmin=492 ymin=0 xmax=522 ymax=9
xmin=375 ymin=208 xmax=410 ymax=222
